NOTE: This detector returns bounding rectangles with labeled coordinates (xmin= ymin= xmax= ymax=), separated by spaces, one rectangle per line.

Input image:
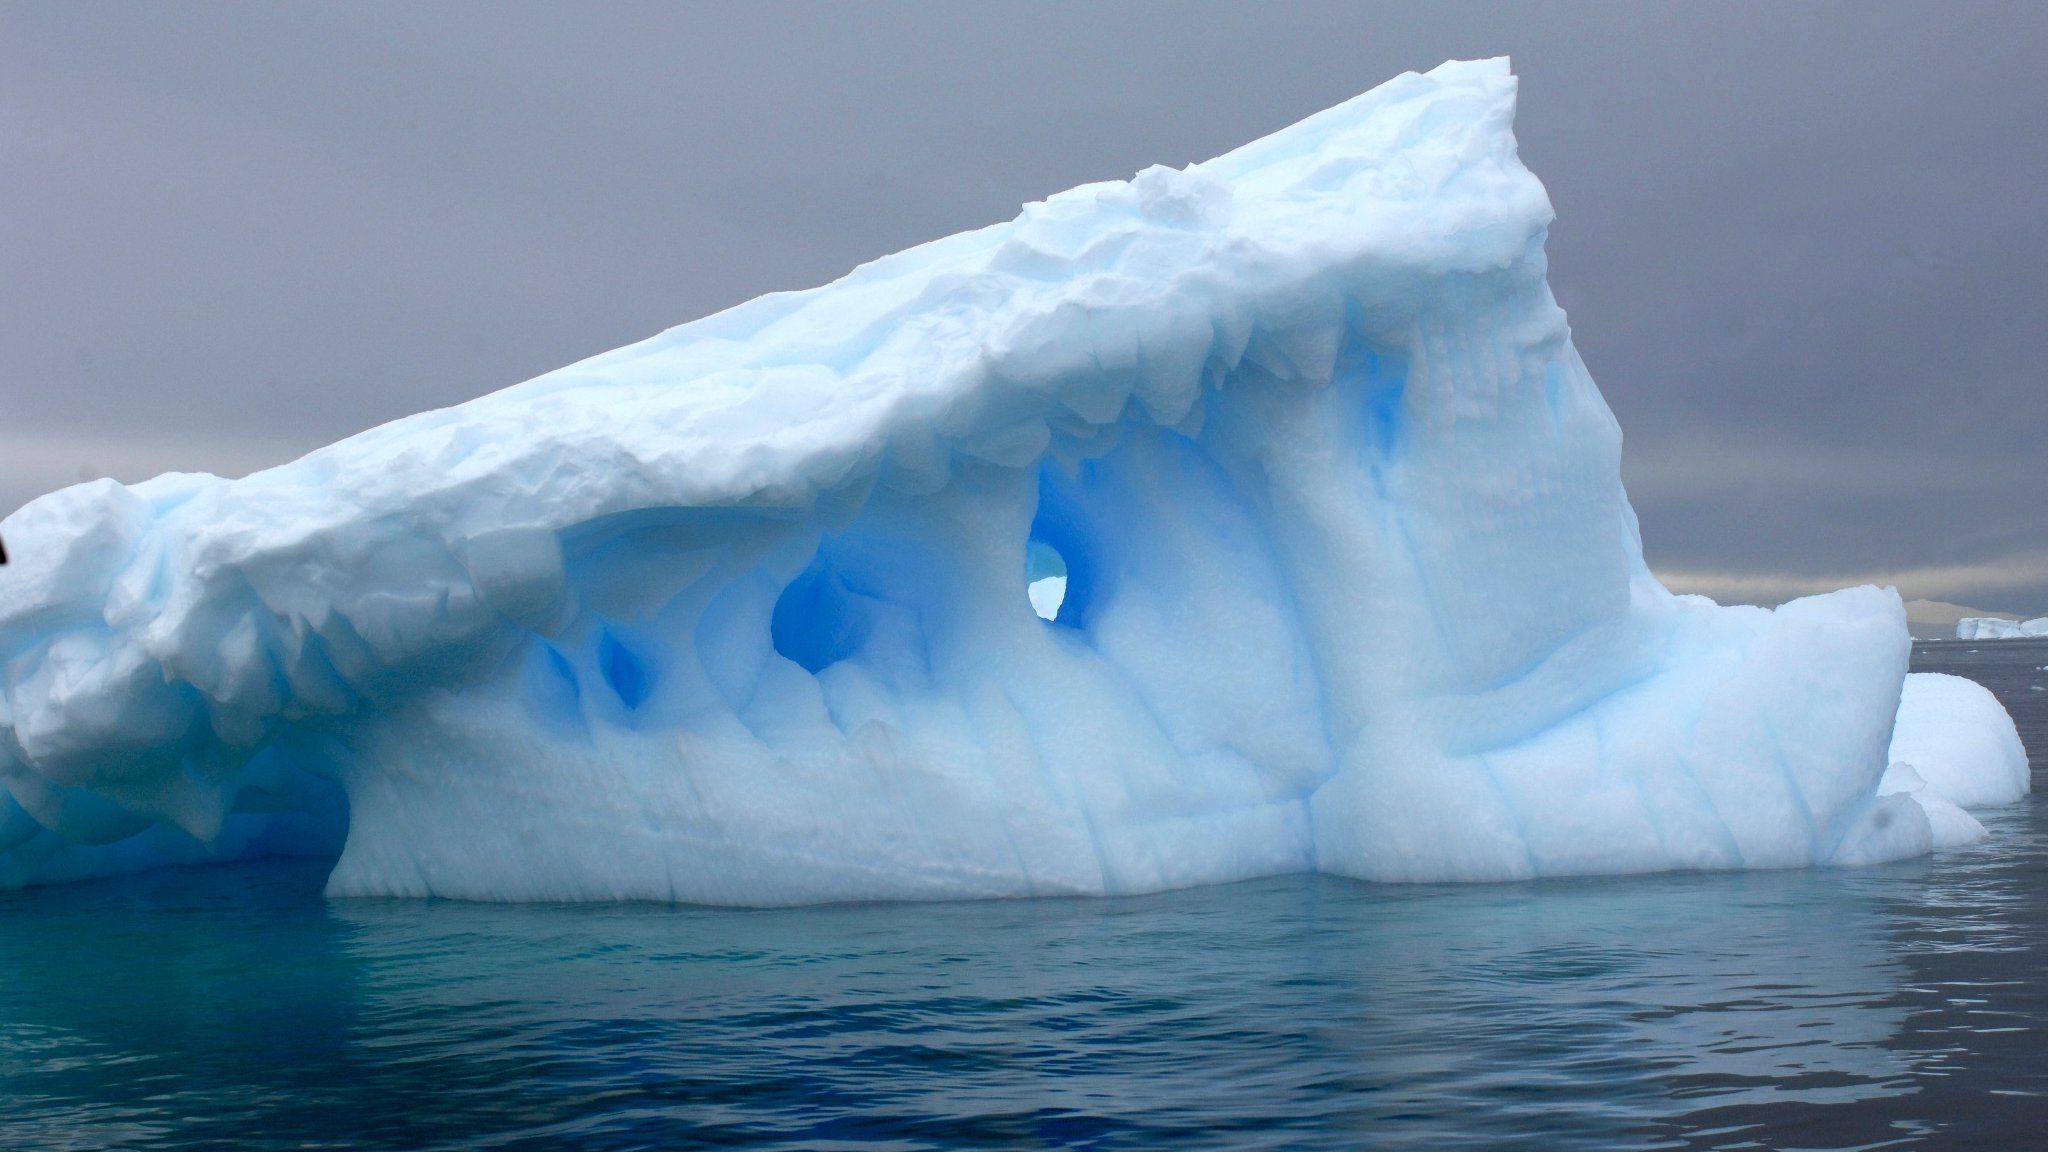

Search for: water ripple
xmin=0 ymin=640 xmax=2043 ymax=1149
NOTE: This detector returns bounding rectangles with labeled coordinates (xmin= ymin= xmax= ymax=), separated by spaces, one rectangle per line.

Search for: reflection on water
xmin=1 ymin=640 xmax=2043 ymax=1151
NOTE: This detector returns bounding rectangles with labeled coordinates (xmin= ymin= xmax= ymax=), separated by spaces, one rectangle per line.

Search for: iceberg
xmin=1875 ymin=672 xmax=2028 ymax=849
xmin=1956 ymin=616 xmax=2048 ymax=640
xmin=0 ymin=60 xmax=2027 ymax=902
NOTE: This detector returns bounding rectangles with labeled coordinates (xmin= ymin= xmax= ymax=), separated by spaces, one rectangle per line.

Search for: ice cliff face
xmin=1957 ymin=617 xmax=2048 ymax=640
xmin=0 ymin=60 xmax=2025 ymax=901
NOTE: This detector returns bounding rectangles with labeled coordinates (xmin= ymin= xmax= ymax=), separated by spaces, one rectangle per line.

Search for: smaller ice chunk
xmin=1955 ymin=616 xmax=2048 ymax=640
xmin=1886 ymin=672 xmax=2030 ymax=810
xmin=1876 ymin=763 xmax=1986 ymax=849
xmin=1829 ymin=793 xmax=1936 ymax=866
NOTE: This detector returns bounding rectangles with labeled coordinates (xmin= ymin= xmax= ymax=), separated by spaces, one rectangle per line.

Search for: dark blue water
xmin=3 ymin=642 xmax=2044 ymax=1151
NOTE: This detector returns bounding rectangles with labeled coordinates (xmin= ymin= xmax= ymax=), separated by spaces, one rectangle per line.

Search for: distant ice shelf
xmin=0 ymin=59 xmax=2028 ymax=903
xmin=1956 ymin=616 xmax=2048 ymax=640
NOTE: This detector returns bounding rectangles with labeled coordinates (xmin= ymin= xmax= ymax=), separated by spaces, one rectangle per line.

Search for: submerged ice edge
xmin=0 ymin=59 xmax=2028 ymax=902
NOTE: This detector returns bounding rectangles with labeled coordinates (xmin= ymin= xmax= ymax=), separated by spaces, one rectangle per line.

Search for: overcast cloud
xmin=3 ymin=1 xmax=2044 ymax=612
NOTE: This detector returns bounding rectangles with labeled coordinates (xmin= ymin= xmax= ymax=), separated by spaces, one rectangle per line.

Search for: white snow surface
xmin=1883 ymin=673 xmax=2030 ymax=815
xmin=0 ymin=60 xmax=2027 ymax=902
xmin=1957 ymin=616 xmax=2048 ymax=640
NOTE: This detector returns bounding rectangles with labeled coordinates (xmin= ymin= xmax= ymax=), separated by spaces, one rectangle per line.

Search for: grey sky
xmin=4 ymin=2 xmax=2044 ymax=613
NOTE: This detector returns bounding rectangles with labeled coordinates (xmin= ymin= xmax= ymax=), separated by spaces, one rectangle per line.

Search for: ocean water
xmin=2 ymin=642 xmax=2043 ymax=1151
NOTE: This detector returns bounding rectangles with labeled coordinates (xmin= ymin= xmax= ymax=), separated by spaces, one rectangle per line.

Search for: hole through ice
xmin=1025 ymin=463 xmax=1098 ymax=631
xmin=1026 ymin=540 xmax=1068 ymax=622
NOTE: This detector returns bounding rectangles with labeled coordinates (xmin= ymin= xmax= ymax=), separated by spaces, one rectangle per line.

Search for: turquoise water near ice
xmin=2 ymin=641 xmax=2043 ymax=1150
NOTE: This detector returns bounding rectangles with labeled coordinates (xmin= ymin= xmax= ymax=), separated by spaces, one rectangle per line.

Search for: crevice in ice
xmin=1333 ymin=305 xmax=1410 ymax=465
xmin=597 ymin=628 xmax=651 ymax=710
xmin=523 ymin=641 xmax=584 ymax=733
xmin=1757 ymin=711 xmax=1824 ymax=852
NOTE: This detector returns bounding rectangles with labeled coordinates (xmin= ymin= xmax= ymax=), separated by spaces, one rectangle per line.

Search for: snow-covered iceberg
xmin=0 ymin=60 xmax=2027 ymax=902
xmin=1956 ymin=616 xmax=2048 ymax=640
